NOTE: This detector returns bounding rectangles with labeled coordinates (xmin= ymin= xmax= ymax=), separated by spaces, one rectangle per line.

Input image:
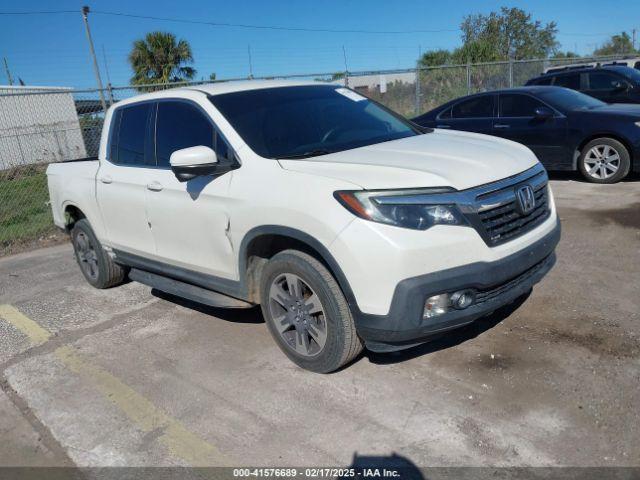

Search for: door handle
xmin=436 ymin=124 xmax=451 ymax=129
xmin=146 ymin=181 xmax=163 ymax=192
xmin=494 ymin=124 xmax=510 ymax=129
xmin=99 ymin=175 xmax=112 ymax=184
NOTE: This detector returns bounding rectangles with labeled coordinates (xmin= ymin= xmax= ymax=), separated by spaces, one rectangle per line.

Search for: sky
xmin=1 ymin=0 xmax=639 ymax=89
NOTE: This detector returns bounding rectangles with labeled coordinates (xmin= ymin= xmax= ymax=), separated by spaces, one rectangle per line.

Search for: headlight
xmin=334 ymin=188 xmax=467 ymax=230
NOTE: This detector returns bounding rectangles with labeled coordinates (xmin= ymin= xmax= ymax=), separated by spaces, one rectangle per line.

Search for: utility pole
xmin=81 ymin=6 xmax=107 ymax=112
xmin=414 ymin=45 xmax=421 ymax=116
xmin=3 ymin=57 xmax=14 ymax=86
xmin=633 ymin=29 xmax=637 ymax=52
xmin=102 ymin=44 xmax=114 ymax=105
xmin=342 ymin=46 xmax=349 ymax=87
xmin=247 ymin=45 xmax=254 ymax=79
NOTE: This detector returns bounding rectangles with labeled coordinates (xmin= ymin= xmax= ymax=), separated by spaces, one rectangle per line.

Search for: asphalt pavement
xmin=0 ymin=174 xmax=638 ymax=468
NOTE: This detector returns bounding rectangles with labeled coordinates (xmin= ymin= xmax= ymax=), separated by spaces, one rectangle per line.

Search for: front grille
xmin=477 ymin=183 xmax=550 ymax=245
xmin=475 ymin=257 xmax=548 ymax=304
xmin=369 ymin=163 xmax=552 ymax=247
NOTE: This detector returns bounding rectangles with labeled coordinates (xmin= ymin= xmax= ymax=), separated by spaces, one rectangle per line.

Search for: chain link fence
xmin=0 ymin=54 xmax=634 ymax=255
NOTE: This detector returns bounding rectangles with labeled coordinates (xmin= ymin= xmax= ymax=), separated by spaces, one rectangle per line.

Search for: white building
xmin=347 ymin=72 xmax=416 ymax=93
xmin=0 ymin=86 xmax=87 ymax=170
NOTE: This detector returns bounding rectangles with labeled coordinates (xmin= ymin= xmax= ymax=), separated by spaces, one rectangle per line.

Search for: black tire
xmin=71 ymin=219 xmax=127 ymax=289
xmin=578 ymin=137 xmax=631 ymax=184
xmin=259 ymin=250 xmax=363 ymax=373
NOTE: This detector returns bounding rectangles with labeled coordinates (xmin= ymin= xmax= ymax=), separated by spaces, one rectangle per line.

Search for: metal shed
xmin=0 ymin=86 xmax=88 ymax=170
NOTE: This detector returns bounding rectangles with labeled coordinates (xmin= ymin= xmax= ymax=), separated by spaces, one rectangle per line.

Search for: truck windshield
xmin=209 ymin=85 xmax=420 ymax=159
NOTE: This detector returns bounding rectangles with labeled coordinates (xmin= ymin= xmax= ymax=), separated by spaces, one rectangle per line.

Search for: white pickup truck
xmin=47 ymin=80 xmax=560 ymax=373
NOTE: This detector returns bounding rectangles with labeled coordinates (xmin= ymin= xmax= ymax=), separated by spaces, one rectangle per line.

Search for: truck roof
xmin=184 ymin=79 xmax=329 ymax=96
xmin=114 ymin=79 xmax=332 ymax=109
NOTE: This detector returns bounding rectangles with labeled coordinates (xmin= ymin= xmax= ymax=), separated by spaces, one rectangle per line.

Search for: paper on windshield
xmin=335 ymin=88 xmax=367 ymax=102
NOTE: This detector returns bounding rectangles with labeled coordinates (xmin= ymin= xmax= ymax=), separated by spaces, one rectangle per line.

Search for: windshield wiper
xmin=276 ymin=149 xmax=333 ymax=160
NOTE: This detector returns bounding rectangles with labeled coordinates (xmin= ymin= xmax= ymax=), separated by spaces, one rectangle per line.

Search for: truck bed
xmin=46 ymin=158 xmax=100 ymax=230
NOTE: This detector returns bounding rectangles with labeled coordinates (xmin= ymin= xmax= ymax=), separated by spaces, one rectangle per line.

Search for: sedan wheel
xmin=583 ymin=144 xmax=620 ymax=181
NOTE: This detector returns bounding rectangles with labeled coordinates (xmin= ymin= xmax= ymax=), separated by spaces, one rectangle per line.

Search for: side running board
xmin=129 ymin=268 xmax=254 ymax=309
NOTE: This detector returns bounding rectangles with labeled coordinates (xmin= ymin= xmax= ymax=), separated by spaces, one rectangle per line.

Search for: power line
xmin=0 ymin=9 xmax=632 ymax=38
xmin=0 ymin=10 xmax=76 ymax=15
xmin=90 ymin=10 xmax=459 ymax=34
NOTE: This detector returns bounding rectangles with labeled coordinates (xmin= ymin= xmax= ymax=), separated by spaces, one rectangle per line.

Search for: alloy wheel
xmin=74 ymin=231 xmax=99 ymax=281
xmin=268 ymin=273 xmax=327 ymax=357
xmin=583 ymin=144 xmax=620 ymax=180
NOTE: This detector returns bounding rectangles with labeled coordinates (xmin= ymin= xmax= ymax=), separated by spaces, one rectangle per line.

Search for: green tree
xmin=129 ymin=32 xmax=196 ymax=88
xmin=552 ymin=51 xmax=581 ymax=59
xmin=460 ymin=7 xmax=559 ymax=61
xmin=451 ymin=39 xmax=503 ymax=64
xmin=419 ymin=49 xmax=452 ymax=67
xmin=593 ymin=32 xmax=639 ymax=56
xmin=419 ymin=7 xmax=559 ymax=67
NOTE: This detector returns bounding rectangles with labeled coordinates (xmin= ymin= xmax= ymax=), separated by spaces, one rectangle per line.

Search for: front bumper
xmin=353 ymin=220 xmax=560 ymax=351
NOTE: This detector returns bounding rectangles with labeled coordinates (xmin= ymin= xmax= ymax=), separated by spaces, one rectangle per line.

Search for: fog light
xmin=450 ymin=289 xmax=475 ymax=309
xmin=424 ymin=294 xmax=449 ymax=318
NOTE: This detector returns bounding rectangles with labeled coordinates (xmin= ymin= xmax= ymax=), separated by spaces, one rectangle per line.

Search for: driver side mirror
xmin=534 ymin=106 xmax=554 ymax=120
xmin=170 ymin=146 xmax=222 ymax=182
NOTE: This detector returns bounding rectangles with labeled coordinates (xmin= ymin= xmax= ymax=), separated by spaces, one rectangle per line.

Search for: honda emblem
xmin=515 ymin=185 xmax=535 ymax=215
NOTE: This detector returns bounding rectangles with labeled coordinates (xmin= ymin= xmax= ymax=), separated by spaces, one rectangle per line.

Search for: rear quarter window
xmin=553 ymin=74 xmax=581 ymax=90
xmin=451 ymin=96 xmax=493 ymax=118
xmin=532 ymin=77 xmax=553 ymax=86
xmin=438 ymin=106 xmax=452 ymax=119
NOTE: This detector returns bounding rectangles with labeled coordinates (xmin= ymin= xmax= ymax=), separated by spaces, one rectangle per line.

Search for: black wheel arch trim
xmin=237 ymin=225 xmax=361 ymax=310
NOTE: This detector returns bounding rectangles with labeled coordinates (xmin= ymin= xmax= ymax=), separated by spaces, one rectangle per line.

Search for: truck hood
xmin=277 ymin=129 xmax=539 ymax=190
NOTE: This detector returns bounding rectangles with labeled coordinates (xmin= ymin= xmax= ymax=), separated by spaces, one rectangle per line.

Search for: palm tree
xmin=129 ymin=32 xmax=196 ymax=89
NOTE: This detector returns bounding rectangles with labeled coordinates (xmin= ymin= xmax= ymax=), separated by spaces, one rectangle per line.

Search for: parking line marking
xmin=0 ymin=304 xmax=51 ymax=345
xmin=55 ymin=346 xmax=230 ymax=466
xmin=0 ymin=304 xmax=230 ymax=466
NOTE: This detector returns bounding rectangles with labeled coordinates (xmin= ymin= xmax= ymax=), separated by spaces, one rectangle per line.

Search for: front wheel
xmin=259 ymin=250 xmax=363 ymax=373
xmin=578 ymin=138 xmax=630 ymax=184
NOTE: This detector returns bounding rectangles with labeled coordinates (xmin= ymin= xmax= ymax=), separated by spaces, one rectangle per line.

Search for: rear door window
xmin=499 ymin=94 xmax=547 ymax=117
xmin=109 ymin=103 xmax=155 ymax=166
xmin=451 ymin=95 xmax=494 ymax=118
xmin=553 ymin=73 xmax=580 ymax=89
xmin=155 ymin=101 xmax=215 ymax=167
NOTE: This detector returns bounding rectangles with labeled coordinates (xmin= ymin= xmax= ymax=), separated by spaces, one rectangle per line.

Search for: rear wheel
xmin=578 ymin=138 xmax=630 ymax=184
xmin=71 ymin=219 xmax=127 ymax=289
xmin=259 ymin=250 xmax=363 ymax=373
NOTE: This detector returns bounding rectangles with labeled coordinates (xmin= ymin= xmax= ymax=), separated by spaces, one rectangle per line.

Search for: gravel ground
xmin=0 ymin=174 xmax=638 ymax=468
